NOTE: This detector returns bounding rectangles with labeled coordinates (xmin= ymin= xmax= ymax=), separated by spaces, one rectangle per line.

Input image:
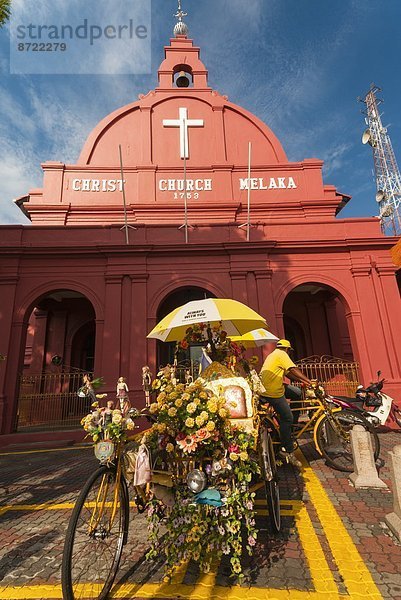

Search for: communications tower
xmin=359 ymin=84 xmax=401 ymax=236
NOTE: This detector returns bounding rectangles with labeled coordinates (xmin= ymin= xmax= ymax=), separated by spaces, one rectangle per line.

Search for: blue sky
xmin=1 ymin=0 xmax=401 ymax=225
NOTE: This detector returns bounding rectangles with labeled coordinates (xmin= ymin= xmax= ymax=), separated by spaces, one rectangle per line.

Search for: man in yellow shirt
xmin=260 ymin=339 xmax=312 ymax=468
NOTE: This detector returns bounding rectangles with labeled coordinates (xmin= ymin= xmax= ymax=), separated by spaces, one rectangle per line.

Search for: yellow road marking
xmin=0 ymin=449 xmax=383 ymax=600
xmin=295 ymin=505 xmax=337 ymax=595
xmin=0 ymin=583 xmax=334 ymax=599
xmin=0 ymin=445 xmax=91 ymax=457
xmin=296 ymin=449 xmax=382 ymax=598
xmin=0 ymin=503 xmax=297 ymax=517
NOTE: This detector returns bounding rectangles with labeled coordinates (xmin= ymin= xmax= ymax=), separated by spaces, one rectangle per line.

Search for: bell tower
xmin=157 ymin=1 xmax=209 ymax=90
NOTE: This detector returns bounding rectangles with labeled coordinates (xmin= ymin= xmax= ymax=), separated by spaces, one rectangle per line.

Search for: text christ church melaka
xmin=0 ymin=11 xmax=400 ymax=439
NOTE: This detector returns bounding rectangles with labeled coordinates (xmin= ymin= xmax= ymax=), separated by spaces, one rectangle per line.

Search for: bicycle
xmin=259 ymin=383 xmax=380 ymax=473
xmin=61 ymin=386 xmax=281 ymax=600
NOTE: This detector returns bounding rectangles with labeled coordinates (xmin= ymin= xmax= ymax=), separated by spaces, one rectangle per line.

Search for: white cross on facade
xmin=163 ymin=107 xmax=204 ymax=159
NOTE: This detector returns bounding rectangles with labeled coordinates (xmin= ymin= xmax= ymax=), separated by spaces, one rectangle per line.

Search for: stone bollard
xmin=349 ymin=425 xmax=387 ymax=489
xmin=385 ymin=444 xmax=401 ymax=540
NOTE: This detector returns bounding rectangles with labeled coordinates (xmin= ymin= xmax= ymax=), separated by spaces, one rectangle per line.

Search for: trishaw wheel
xmin=315 ymin=409 xmax=380 ymax=472
xmin=61 ymin=465 xmax=128 ymax=600
xmin=259 ymin=427 xmax=281 ymax=533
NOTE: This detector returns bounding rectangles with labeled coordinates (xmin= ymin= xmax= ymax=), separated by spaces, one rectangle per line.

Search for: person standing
xmin=259 ymin=339 xmax=312 ymax=468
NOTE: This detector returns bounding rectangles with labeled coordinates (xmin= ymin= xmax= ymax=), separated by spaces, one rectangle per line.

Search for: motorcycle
xmin=327 ymin=371 xmax=401 ymax=430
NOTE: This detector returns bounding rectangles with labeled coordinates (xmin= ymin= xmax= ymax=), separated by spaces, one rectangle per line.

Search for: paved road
xmin=0 ymin=431 xmax=400 ymax=599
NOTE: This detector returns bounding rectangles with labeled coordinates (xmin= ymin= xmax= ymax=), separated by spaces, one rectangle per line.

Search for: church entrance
xmin=283 ymin=283 xmax=354 ymax=362
xmin=16 ymin=290 xmax=96 ymax=431
xmin=156 ymin=286 xmax=216 ymax=373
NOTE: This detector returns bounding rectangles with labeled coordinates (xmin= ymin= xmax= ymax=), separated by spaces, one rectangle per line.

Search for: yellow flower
xmin=193 ymin=398 xmax=200 ymax=406
xmin=182 ymin=393 xmax=190 ymax=401
xmin=186 ymin=402 xmax=197 ymax=414
xmin=175 ymin=398 xmax=183 ymax=408
xmin=199 ymin=391 xmax=208 ymax=400
xmin=157 ymin=392 xmax=166 ymax=403
xmin=195 ymin=415 xmax=204 ymax=427
xmin=218 ymin=408 xmax=228 ymax=418
xmin=230 ymin=452 xmax=239 ymax=461
xmin=200 ymin=411 xmax=209 ymax=420
xmin=176 ymin=383 xmax=185 ymax=392
xmin=168 ymin=407 xmax=177 ymax=417
xmin=239 ymin=451 xmax=249 ymax=461
xmin=185 ymin=417 xmax=195 ymax=428
xmin=126 ymin=419 xmax=135 ymax=430
xmin=206 ymin=421 xmax=215 ymax=432
xmin=158 ymin=422 xmax=167 ymax=432
xmin=169 ymin=391 xmax=178 ymax=400
xmin=166 ymin=443 xmax=174 ymax=453
xmin=207 ymin=400 xmax=218 ymax=413
xmin=233 ymin=561 xmax=241 ymax=574
xmin=149 ymin=402 xmax=158 ymax=414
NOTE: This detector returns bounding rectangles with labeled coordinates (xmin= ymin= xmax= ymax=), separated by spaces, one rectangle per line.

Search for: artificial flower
xmin=176 ymin=435 xmax=198 ymax=453
xmin=194 ymin=428 xmax=212 ymax=442
xmin=195 ymin=415 xmax=205 ymax=427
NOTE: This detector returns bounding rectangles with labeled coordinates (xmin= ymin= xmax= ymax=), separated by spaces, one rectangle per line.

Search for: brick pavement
xmin=0 ymin=431 xmax=399 ymax=599
xmin=301 ymin=429 xmax=401 ymax=600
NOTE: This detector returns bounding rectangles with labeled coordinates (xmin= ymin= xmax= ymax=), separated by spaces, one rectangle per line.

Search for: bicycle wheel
xmin=315 ymin=409 xmax=380 ymax=472
xmin=393 ymin=407 xmax=401 ymax=429
xmin=62 ymin=465 xmax=129 ymax=600
xmin=259 ymin=426 xmax=281 ymax=533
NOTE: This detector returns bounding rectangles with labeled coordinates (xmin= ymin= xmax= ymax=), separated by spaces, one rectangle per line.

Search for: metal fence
xmin=296 ymin=355 xmax=360 ymax=397
xmin=15 ymin=356 xmax=360 ymax=432
xmin=16 ymin=372 xmax=89 ymax=432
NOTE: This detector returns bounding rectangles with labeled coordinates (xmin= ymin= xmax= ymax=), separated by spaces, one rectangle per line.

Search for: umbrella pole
xmin=206 ymin=326 xmax=217 ymax=361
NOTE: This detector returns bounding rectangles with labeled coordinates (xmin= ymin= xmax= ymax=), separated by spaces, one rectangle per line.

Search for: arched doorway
xmin=17 ymin=290 xmax=96 ymax=431
xmin=70 ymin=322 xmax=96 ymax=373
xmin=283 ymin=283 xmax=353 ymax=361
xmin=156 ymin=286 xmax=216 ymax=369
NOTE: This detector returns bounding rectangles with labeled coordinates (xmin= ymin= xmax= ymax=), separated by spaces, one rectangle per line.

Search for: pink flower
xmin=228 ymin=443 xmax=240 ymax=454
xmin=193 ymin=428 xmax=212 ymax=442
xmin=177 ymin=435 xmax=198 ymax=454
xmin=248 ymin=535 xmax=256 ymax=546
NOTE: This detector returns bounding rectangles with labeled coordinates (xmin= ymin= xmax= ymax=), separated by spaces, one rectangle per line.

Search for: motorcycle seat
xmin=334 ymin=396 xmax=365 ymax=408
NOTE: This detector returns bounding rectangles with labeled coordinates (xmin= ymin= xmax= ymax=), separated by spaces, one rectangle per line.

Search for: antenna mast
xmin=359 ymin=84 xmax=401 ymax=236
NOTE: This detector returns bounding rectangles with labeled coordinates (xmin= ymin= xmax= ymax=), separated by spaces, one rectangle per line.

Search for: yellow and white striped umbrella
xmin=229 ymin=328 xmax=279 ymax=347
xmin=147 ymin=298 xmax=268 ymax=342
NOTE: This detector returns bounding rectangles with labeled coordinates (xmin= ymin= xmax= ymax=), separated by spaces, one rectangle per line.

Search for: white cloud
xmin=0 ymin=142 xmax=40 ymax=224
xmin=321 ymin=142 xmax=353 ymax=176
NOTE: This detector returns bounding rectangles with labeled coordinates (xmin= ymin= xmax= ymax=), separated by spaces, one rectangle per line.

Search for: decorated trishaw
xmin=61 ymin=299 xmax=280 ymax=600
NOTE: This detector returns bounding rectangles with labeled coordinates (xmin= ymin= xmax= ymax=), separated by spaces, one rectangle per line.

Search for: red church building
xmin=1 ymin=26 xmax=400 ymax=441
